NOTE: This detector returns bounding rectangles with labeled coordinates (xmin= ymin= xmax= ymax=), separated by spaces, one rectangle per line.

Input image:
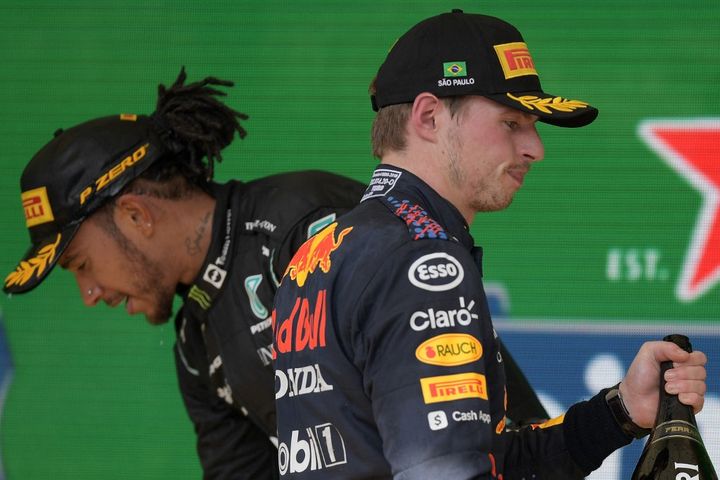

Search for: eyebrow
xmin=58 ymin=251 xmax=77 ymax=270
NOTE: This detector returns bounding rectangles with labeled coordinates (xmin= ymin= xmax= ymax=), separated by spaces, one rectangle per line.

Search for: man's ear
xmin=409 ymin=93 xmax=443 ymax=143
xmin=113 ymin=194 xmax=154 ymax=237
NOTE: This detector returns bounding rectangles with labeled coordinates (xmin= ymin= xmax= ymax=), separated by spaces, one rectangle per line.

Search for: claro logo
xmin=407 ymin=252 xmax=464 ymax=291
xmin=416 ymin=333 xmax=482 ymax=367
xmin=410 ymin=297 xmax=478 ymax=331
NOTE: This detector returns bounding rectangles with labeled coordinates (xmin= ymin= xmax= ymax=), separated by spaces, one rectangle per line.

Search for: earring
xmin=87 ymin=288 xmax=93 ymax=297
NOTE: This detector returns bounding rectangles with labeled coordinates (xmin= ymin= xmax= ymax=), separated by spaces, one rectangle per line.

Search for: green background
xmin=0 ymin=1 xmax=718 ymax=478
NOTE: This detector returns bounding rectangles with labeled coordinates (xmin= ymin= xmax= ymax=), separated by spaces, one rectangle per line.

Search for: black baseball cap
xmin=4 ymin=114 xmax=168 ymax=294
xmin=371 ymin=9 xmax=598 ymax=128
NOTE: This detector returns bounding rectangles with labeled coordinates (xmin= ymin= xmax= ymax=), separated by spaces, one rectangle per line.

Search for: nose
xmin=523 ymin=125 xmax=545 ymax=163
xmin=76 ymin=274 xmax=102 ymax=307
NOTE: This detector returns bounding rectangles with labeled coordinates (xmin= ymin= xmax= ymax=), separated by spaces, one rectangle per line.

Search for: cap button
xmin=451 ymin=8 xmax=464 ymax=13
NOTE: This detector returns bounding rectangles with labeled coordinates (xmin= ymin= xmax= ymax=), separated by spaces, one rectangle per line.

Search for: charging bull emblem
xmin=284 ymin=223 xmax=353 ymax=287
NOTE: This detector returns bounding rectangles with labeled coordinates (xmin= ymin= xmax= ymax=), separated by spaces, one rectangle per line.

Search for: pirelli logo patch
xmin=420 ymin=372 xmax=488 ymax=404
xmin=22 ymin=186 xmax=54 ymax=227
xmin=79 ymin=142 xmax=149 ymax=205
xmin=493 ymin=42 xmax=538 ymax=79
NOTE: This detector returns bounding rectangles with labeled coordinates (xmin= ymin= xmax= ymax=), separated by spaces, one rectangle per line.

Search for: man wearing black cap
xmin=271 ymin=10 xmax=708 ymax=478
xmin=5 ymin=66 xmax=547 ymax=478
xmin=3 ymin=69 xmax=368 ymax=479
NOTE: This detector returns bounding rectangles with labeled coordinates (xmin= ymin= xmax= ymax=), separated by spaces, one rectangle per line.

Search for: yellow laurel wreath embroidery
xmin=507 ymin=93 xmax=588 ymax=114
xmin=4 ymin=233 xmax=61 ymax=288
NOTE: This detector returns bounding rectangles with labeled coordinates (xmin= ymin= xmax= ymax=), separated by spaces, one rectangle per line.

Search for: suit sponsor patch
xmin=416 ymin=333 xmax=482 ymax=366
xmin=408 ymin=252 xmax=464 ymax=291
xmin=420 ymin=372 xmax=488 ymax=404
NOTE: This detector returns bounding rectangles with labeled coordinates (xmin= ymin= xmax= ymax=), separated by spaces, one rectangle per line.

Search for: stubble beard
xmin=446 ymin=132 xmax=514 ymax=214
xmin=117 ymin=235 xmax=175 ymax=325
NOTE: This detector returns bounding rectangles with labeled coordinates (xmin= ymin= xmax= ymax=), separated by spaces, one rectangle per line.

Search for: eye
xmin=504 ymin=120 xmax=519 ymax=130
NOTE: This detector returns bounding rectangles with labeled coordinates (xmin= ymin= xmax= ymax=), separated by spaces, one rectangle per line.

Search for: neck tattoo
xmin=185 ymin=211 xmax=211 ymax=256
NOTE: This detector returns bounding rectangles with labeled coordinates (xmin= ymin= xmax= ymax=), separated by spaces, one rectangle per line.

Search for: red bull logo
xmin=493 ymin=42 xmax=538 ymax=79
xmin=273 ymin=289 xmax=328 ymax=358
xmin=284 ymin=223 xmax=352 ymax=287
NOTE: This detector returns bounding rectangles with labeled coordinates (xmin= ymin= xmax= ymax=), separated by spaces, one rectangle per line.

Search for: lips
xmin=105 ymin=295 xmax=126 ymax=308
xmin=507 ymin=167 xmax=529 ymax=186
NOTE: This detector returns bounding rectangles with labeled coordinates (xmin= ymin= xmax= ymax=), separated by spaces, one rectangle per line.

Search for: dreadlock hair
xmin=126 ymin=66 xmax=248 ymax=199
xmin=94 ymin=67 xmax=248 ymax=235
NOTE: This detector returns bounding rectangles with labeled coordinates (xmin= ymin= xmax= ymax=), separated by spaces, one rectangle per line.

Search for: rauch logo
xmin=415 ymin=333 xmax=482 ymax=367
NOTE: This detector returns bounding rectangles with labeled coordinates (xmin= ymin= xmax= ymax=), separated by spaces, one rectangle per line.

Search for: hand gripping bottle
xmin=631 ymin=334 xmax=717 ymax=480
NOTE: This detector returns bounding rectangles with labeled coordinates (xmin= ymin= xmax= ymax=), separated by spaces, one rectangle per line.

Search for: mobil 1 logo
xmin=408 ymin=252 xmax=464 ymax=291
xmin=278 ymin=423 xmax=347 ymax=475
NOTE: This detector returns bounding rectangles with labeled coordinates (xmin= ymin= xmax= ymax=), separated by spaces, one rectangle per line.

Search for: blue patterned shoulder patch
xmin=386 ymin=196 xmax=448 ymax=240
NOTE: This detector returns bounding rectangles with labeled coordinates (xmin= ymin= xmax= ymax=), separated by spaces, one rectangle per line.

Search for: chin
xmin=146 ymin=315 xmax=171 ymax=326
xmin=474 ymin=197 xmax=514 ymax=213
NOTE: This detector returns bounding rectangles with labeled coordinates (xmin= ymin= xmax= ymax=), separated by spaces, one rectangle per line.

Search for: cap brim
xmin=4 ymin=224 xmax=79 ymax=294
xmin=488 ymin=91 xmax=598 ymax=128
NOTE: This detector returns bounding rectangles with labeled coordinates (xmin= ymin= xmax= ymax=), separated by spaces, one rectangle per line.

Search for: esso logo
xmin=408 ymin=253 xmax=464 ymax=291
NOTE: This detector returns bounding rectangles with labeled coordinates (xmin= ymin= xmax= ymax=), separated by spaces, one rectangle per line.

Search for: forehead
xmin=467 ymin=95 xmax=538 ymax=121
xmin=58 ymin=217 xmax=105 ymax=267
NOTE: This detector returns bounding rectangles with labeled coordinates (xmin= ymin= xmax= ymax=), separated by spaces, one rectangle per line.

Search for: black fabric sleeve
xmin=563 ymin=387 xmax=633 ymax=473
xmin=173 ymin=311 xmax=278 ymax=480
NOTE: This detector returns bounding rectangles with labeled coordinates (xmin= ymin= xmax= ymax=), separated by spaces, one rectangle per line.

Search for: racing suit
xmin=271 ymin=166 xmax=633 ymax=479
xmin=174 ymin=171 xmax=365 ymax=479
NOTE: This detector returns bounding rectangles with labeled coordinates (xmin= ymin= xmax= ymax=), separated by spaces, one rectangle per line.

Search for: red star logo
xmin=639 ymin=119 xmax=720 ymax=302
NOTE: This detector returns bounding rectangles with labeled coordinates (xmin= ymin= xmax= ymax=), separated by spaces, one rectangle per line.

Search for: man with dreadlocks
xmin=3 ymin=68 xmax=364 ymax=478
xmin=5 ymin=68 xmax=546 ymax=478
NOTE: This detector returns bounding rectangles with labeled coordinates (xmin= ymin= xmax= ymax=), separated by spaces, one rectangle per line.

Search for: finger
xmin=666 ymin=378 xmax=707 ymax=397
xmin=674 ymin=350 xmax=708 ymax=368
xmin=676 ymin=391 xmax=705 ymax=414
xmin=665 ymin=364 xmax=707 ymax=383
xmin=652 ymin=340 xmax=691 ymax=363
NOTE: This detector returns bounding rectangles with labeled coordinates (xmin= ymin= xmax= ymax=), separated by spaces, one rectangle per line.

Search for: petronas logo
xmin=189 ymin=285 xmax=211 ymax=310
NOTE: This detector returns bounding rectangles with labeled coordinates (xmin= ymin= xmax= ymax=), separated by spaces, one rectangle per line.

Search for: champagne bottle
xmin=631 ymin=334 xmax=717 ymax=479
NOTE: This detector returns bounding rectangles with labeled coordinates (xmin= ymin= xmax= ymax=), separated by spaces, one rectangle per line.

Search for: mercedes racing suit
xmin=271 ymin=166 xmax=634 ymax=479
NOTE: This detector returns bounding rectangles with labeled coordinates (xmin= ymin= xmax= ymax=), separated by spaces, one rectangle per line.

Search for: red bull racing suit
xmin=174 ymin=171 xmax=365 ymax=479
xmin=271 ymin=166 xmax=633 ymax=479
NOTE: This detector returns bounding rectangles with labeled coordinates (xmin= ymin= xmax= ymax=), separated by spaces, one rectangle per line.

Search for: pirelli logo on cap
xmin=22 ymin=186 xmax=54 ymax=227
xmin=494 ymin=42 xmax=537 ymax=79
xmin=79 ymin=142 xmax=149 ymax=205
xmin=420 ymin=372 xmax=488 ymax=404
